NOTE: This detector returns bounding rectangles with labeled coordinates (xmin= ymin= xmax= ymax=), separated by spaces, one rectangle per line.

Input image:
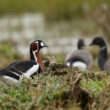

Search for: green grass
xmin=0 ymin=64 xmax=109 ymax=110
xmin=0 ymin=0 xmax=110 ymax=21
xmin=0 ymin=42 xmax=110 ymax=109
xmin=0 ymin=74 xmax=72 ymax=110
xmin=81 ymin=71 xmax=105 ymax=95
xmin=0 ymin=44 xmax=19 ymax=59
xmin=54 ymin=54 xmax=65 ymax=63
xmin=0 ymin=41 xmax=23 ymax=68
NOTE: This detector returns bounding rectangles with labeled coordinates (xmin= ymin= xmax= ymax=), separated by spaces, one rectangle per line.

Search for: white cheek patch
xmin=35 ymin=41 xmax=38 ymax=44
xmin=41 ymin=42 xmax=44 ymax=47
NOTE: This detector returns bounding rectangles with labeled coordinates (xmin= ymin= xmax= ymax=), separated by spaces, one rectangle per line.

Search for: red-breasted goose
xmin=0 ymin=40 xmax=47 ymax=85
xmin=65 ymin=39 xmax=93 ymax=71
xmin=90 ymin=37 xmax=110 ymax=71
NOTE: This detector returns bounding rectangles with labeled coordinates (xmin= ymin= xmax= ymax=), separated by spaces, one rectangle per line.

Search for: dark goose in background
xmin=0 ymin=40 xmax=47 ymax=85
xmin=65 ymin=39 xmax=93 ymax=71
xmin=90 ymin=37 xmax=110 ymax=71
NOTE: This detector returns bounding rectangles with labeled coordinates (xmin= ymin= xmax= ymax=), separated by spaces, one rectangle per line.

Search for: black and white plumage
xmin=65 ymin=39 xmax=93 ymax=71
xmin=0 ymin=40 xmax=47 ymax=85
xmin=0 ymin=61 xmax=41 ymax=85
xmin=90 ymin=37 xmax=110 ymax=71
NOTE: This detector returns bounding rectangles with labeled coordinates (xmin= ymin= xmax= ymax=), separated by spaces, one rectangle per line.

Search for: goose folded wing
xmin=7 ymin=61 xmax=42 ymax=74
xmin=0 ymin=68 xmax=20 ymax=80
xmin=0 ymin=61 xmax=42 ymax=81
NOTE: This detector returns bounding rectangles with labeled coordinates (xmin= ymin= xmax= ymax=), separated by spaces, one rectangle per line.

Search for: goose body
xmin=104 ymin=57 xmax=110 ymax=70
xmin=0 ymin=61 xmax=41 ymax=85
xmin=90 ymin=37 xmax=110 ymax=71
xmin=0 ymin=40 xmax=47 ymax=85
xmin=66 ymin=39 xmax=92 ymax=71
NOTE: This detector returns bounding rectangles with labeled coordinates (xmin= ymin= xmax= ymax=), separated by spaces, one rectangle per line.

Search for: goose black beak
xmin=89 ymin=42 xmax=93 ymax=46
xmin=44 ymin=44 xmax=48 ymax=48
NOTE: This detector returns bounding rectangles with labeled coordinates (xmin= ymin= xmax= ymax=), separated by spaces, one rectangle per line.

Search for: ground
xmin=0 ymin=55 xmax=110 ymax=110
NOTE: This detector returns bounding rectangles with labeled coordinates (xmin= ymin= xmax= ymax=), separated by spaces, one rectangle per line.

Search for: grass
xmin=0 ymin=41 xmax=110 ymax=109
xmin=0 ymin=74 xmax=72 ymax=110
xmin=81 ymin=71 xmax=105 ymax=95
xmin=0 ymin=0 xmax=110 ymax=40
xmin=0 ymin=60 xmax=109 ymax=110
xmin=0 ymin=0 xmax=109 ymax=21
xmin=0 ymin=41 xmax=23 ymax=68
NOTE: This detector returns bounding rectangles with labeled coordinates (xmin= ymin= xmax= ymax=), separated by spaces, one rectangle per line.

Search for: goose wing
xmin=8 ymin=61 xmax=40 ymax=72
xmin=0 ymin=68 xmax=22 ymax=85
xmin=66 ymin=50 xmax=93 ymax=69
xmin=7 ymin=61 xmax=42 ymax=77
xmin=0 ymin=61 xmax=42 ymax=80
xmin=0 ymin=61 xmax=42 ymax=85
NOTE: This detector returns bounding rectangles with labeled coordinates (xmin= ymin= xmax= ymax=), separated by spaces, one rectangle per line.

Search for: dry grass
xmin=0 ymin=61 xmax=110 ymax=110
xmin=0 ymin=41 xmax=110 ymax=110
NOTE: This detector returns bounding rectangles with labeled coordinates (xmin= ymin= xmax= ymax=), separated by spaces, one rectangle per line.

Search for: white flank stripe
xmin=24 ymin=64 xmax=39 ymax=78
xmin=3 ymin=76 xmax=20 ymax=84
xmin=33 ymin=51 xmax=38 ymax=62
xmin=9 ymin=70 xmax=21 ymax=77
xmin=72 ymin=61 xmax=87 ymax=71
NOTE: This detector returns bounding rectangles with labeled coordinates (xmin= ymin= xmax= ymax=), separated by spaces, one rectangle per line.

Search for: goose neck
xmin=30 ymin=50 xmax=44 ymax=72
xmin=98 ymin=46 xmax=108 ymax=70
xmin=35 ymin=51 xmax=44 ymax=72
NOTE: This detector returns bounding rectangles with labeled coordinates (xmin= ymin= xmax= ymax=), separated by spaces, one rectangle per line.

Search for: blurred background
xmin=0 ymin=0 xmax=110 ymax=69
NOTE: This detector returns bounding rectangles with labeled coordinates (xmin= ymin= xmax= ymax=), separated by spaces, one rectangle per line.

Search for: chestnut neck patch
xmin=32 ymin=43 xmax=38 ymax=51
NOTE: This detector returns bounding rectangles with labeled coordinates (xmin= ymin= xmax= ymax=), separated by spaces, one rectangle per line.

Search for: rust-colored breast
xmin=35 ymin=52 xmax=45 ymax=72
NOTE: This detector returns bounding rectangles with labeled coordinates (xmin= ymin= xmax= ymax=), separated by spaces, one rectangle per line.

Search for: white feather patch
xmin=66 ymin=62 xmax=71 ymax=67
xmin=24 ymin=64 xmax=39 ymax=78
xmin=33 ymin=51 xmax=38 ymax=62
xmin=41 ymin=42 xmax=44 ymax=47
xmin=2 ymin=76 xmax=21 ymax=85
xmin=9 ymin=70 xmax=21 ymax=77
xmin=72 ymin=61 xmax=87 ymax=71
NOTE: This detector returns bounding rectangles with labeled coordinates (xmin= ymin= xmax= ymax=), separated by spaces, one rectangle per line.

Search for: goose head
xmin=90 ymin=37 xmax=106 ymax=48
xmin=77 ymin=39 xmax=85 ymax=49
xmin=90 ymin=37 xmax=108 ymax=70
xmin=30 ymin=40 xmax=48 ymax=53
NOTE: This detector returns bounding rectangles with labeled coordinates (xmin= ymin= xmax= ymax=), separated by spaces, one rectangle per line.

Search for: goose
xmin=0 ymin=40 xmax=47 ymax=85
xmin=90 ymin=37 xmax=110 ymax=71
xmin=65 ymin=39 xmax=93 ymax=71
